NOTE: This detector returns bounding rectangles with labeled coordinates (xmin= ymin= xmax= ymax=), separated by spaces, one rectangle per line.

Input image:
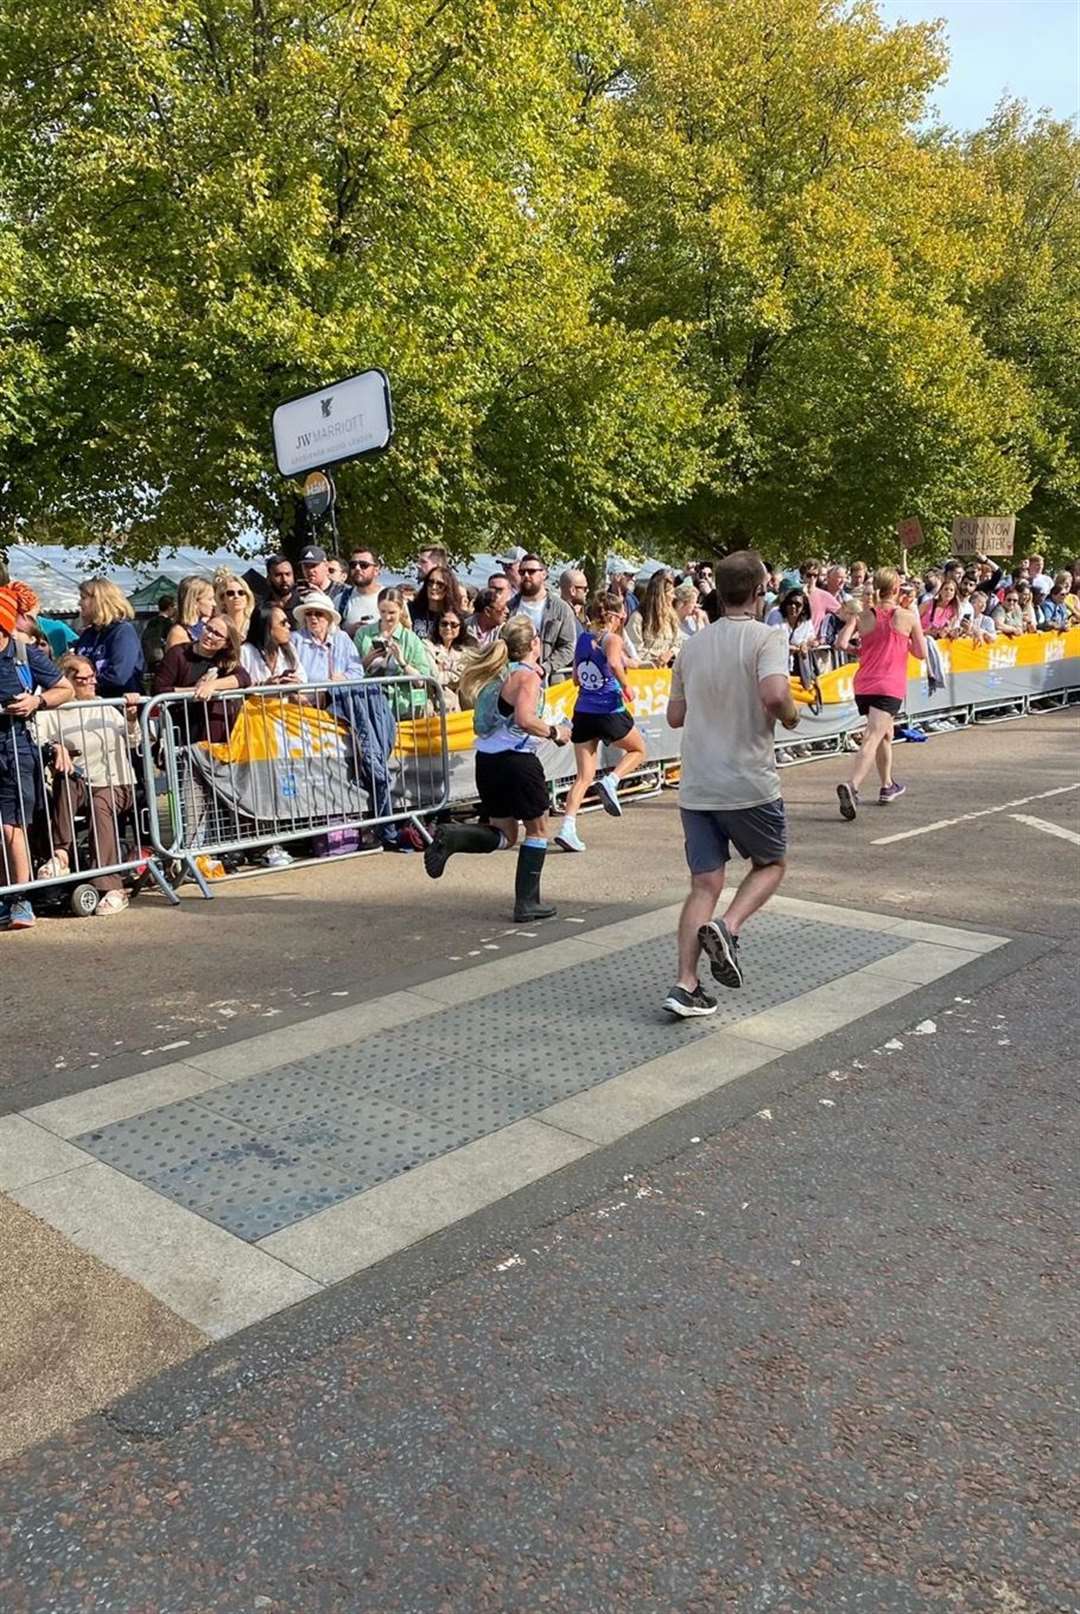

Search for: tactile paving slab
xmin=75 ymin=913 xmax=909 ymax=1240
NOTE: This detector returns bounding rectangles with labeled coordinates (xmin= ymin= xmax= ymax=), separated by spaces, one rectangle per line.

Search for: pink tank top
xmin=853 ymin=606 xmax=911 ymax=700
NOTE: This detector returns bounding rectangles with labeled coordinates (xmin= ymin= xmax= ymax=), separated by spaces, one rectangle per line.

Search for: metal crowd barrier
xmin=140 ymin=674 xmax=450 ymax=899
xmin=0 ymin=694 xmax=177 ymax=915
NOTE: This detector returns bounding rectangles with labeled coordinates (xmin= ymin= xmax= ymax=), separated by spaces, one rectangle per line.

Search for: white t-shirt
xmin=342 ymin=589 xmax=380 ymax=630
xmin=519 ymin=596 xmax=545 ymax=634
xmin=670 ymin=618 xmax=790 ymax=811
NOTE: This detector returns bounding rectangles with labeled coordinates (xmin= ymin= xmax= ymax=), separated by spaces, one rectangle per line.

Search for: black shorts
xmin=476 ymin=749 xmax=550 ymax=823
xmin=855 ymin=693 xmax=903 ymax=717
xmin=570 ymin=708 xmax=634 ymax=746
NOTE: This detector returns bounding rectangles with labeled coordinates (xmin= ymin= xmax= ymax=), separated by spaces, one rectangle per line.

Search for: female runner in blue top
xmin=555 ymin=591 xmax=646 ymax=853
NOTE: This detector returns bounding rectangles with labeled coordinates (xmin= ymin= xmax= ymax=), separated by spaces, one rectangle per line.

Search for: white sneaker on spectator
xmin=37 ymin=850 xmax=70 ymax=879
xmin=555 ymin=824 xmax=587 ymax=853
xmin=96 ymin=891 xmax=129 ymax=916
xmin=262 ymin=844 xmax=294 ymax=868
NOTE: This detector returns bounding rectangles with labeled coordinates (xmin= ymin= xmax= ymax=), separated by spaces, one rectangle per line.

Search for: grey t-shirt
xmin=670 ymin=618 xmax=789 ymax=810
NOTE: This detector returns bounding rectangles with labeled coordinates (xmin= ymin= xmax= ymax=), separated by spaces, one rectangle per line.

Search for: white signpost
xmin=272 ymin=369 xmax=393 ymax=478
xmin=951 ymin=515 xmax=1016 ymax=557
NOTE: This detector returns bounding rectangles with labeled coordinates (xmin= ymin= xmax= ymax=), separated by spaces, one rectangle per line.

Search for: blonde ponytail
xmin=459 ymin=614 xmax=537 ymax=706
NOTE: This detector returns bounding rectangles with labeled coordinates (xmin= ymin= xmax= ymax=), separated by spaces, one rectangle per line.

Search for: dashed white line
xmin=1009 ymin=813 xmax=1080 ymax=846
xmin=871 ymin=782 xmax=1080 ymax=845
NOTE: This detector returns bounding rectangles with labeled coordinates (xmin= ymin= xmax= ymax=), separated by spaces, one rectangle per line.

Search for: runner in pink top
xmin=836 ymin=568 xmax=926 ymax=821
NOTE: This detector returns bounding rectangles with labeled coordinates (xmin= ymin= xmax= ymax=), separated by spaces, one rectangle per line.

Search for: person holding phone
xmin=0 ymin=586 xmax=74 ymax=929
xmin=354 ymin=588 xmax=434 ymax=718
xmin=242 ymin=604 xmax=305 ymax=689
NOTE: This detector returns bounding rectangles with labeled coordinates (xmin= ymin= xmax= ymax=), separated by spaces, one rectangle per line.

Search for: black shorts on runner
xmin=476 ymin=750 xmax=550 ymax=823
xmin=570 ymin=709 xmax=634 ymax=746
xmin=855 ymin=693 xmax=903 ymax=717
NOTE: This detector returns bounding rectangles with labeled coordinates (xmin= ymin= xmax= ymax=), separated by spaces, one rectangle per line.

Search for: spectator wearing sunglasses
xmin=509 ymin=554 xmax=577 ymax=682
xmin=428 ymin=607 xmax=470 ymax=711
xmin=1037 ymin=581 xmax=1071 ymax=631
xmin=341 ymin=549 xmax=382 ymax=630
xmin=153 ymin=614 xmax=252 ymax=742
xmin=994 ymin=586 xmax=1033 ymax=637
xmin=215 ymin=571 xmax=256 ymax=639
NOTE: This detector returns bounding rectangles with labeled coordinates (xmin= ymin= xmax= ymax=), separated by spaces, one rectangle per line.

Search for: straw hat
xmin=293 ymin=589 xmax=341 ymax=630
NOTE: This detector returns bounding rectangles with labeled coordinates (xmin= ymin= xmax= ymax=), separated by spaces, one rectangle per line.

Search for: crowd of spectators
xmin=1 ymin=541 xmax=1077 ymax=928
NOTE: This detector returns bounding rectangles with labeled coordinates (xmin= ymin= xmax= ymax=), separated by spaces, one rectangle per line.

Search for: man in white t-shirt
xmin=663 ymin=551 xmax=800 ymax=1018
xmin=340 ymin=547 xmax=382 ymax=630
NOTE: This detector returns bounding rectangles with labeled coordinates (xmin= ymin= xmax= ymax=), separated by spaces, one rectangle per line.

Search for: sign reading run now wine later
xmin=951 ymin=516 xmax=1016 ymax=556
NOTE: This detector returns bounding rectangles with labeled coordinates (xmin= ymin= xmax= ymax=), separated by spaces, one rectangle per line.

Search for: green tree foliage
xmin=0 ymin=0 xmax=700 ymax=563
xmin=0 ymin=0 xmax=1076 ymax=569
xmin=961 ymin=102 xmax=1080 ymax=558
xmin=608 ymin=0 xmax=1039 ymax=562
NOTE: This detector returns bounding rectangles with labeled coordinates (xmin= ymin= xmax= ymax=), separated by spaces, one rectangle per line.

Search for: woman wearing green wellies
xmin=423 ymin=616 xmax=570 ymax=921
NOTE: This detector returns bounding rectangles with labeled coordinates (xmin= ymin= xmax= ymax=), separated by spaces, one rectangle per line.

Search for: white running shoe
xmin=262 ymin=844 xmax=294 ymax=868
xmin=555 ymin=825 xmax=587 ymax=853
xmin=597 ymin=774 xmax=623 ymax=817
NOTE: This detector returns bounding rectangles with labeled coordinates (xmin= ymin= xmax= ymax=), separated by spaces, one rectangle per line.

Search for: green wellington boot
xmin=423 ymin=822 xmax=501 ymax=879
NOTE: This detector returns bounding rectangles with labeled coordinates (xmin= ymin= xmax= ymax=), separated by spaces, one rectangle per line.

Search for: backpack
xmin=472 ymin=672 xmax=508 ymax=737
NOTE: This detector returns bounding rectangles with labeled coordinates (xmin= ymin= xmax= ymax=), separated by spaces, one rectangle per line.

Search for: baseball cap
xmin=300 ymin=545 xmax=327 ymax=566
xmin=606 ymin=556 xmax=636 ymax=577
xmin=499 ymin=545 xmax=528 ymax=565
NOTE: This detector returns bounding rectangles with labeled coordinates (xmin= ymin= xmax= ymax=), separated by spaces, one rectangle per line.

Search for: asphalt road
xmin=2 ymin=709 xmax=1076 ymax=1108
xmin=2 ymin=709 xmax=1077 ymax=1612
xmin=0 ymin=955 xmax=1074 ymax=1610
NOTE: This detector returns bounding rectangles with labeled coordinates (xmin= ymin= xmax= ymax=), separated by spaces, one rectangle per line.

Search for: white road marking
xmin=1009 ymin=813 xmax=1080 ymax=846
xmin=872 ymin=782 xmax=1080 ymax=845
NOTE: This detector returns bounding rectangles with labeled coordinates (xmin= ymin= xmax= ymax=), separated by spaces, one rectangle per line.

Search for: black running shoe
xmin=423 ymin=830 xmax=450 ymax=880
xmin=837 ymin=782 xmax=858 ymax=821
xmin=698 ymin=919 xmax=743 ymax=989
xmin=662 ymin=981 xmax=718 ymax=1018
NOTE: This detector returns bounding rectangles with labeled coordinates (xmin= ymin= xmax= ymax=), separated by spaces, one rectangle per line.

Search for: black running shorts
xmin=570 ymin=709 xmax=635 ymax=746
xmin=855 ymin=693 xmax=903 ymax=717
xmin=476 ymin=750 xmax=550 ymax=823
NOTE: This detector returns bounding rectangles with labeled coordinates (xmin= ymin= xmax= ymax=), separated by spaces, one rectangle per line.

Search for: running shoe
xmin=6 ymin=900 xmax=35 ymax=930
xmin=698 ymin=919 xmax=743 ymax=989
xmin=837 ymin=782 xmax=858 ymax=821
xmin=662 ymin=981 xmax=718 ymax=1018
xmin=555 ymin=825 xmax=587 ymax=853
xmin=597 ymin=774 xmax=623 ymax=817
xmin=878 ymin=780 xmax=907 ymax=805
xmin=262 ymin=844 xmax=294 ymax=869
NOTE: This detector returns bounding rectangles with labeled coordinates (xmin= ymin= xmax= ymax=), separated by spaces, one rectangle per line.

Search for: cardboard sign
xmin=951 ymin=516 xmax=1016 ymax=557
xmin=897 ymin=517 xmax=923 ymax=549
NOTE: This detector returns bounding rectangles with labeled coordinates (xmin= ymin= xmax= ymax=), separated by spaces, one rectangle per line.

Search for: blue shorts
xmin=0 ymin=729 xmax=39 ymax=829
xmin=680 ymin=800 xmax=787 ymax=873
